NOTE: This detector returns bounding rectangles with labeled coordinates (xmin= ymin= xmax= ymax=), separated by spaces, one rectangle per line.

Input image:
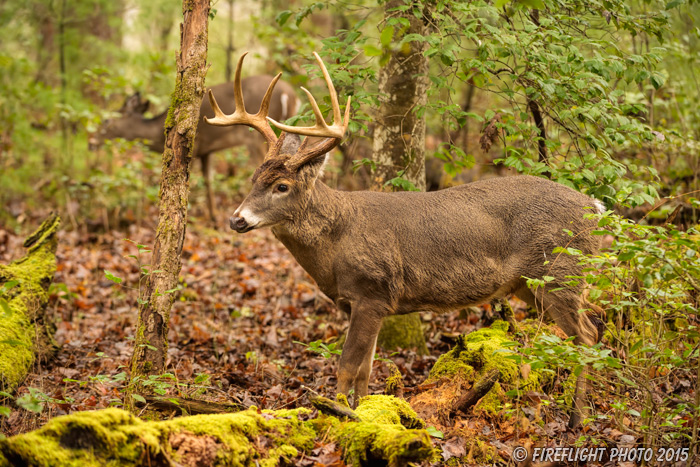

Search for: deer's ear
xmin=123 ymin=93 xmax=150 ymax=114
xmin=298 ymin=153 xmax=329 ymax=185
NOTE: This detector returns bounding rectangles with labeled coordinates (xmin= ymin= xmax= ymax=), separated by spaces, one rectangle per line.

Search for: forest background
xmin=0 ymin=0 xmax=699 ymax=465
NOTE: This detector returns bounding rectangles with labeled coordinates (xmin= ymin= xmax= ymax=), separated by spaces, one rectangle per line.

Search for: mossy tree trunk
xmin=130 ymin=0 xmax=210 ymax=392
xmin=372 ymin=0 xmax=431 ymax=354
xmin=371 ymin=0 xmax=430 ymax=191
xmin=0 ymin=214 xmax=60 ymax=392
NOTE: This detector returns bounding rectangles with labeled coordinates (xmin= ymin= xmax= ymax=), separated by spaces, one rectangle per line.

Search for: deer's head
xmin=89 ymin=93 xmax=152 ymax=151
xmin=205 ymin=52 xmax=350 ymax=233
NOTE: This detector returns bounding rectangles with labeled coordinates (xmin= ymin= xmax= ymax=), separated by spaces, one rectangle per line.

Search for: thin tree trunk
xmin=129 ymin=0 xmax=210 ymax=396
xmin=527 ymin=98 xmax=548 ymax=162
xmin=58 ymin=0 xmax=69 ymax=169
xmin=372 ymin=0 xmax=430 ymax=354
xmin=224 ymin=0 xmax=235 ymax=83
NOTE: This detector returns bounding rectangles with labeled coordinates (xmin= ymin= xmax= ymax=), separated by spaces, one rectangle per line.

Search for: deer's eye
xmin=276 ymin=184 xmax=289 ymax=193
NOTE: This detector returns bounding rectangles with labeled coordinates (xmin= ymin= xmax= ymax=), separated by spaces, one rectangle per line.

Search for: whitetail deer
xmin=208 ymin=52 xmax=606 ymax=428
xmin=91 ymin=77 xmax=298 ymax=221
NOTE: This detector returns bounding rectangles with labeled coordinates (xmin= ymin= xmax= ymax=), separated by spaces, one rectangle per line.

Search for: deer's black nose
xmin=230 ymin=216 xmax=249 ymax=232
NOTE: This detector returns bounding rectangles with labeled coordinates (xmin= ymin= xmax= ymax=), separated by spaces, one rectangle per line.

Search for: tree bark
xmin=371 ymin=0 xmax=430 ymax=191
xmin=224 ymin=0 xmax=235 ymax=83
xmin=372 ymin=0 xmax=430 ymax=353
xmin=130 ymin=0 xmax=210 ymax=392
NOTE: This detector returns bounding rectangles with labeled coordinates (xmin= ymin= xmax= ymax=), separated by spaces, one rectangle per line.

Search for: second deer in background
xmin=91 ymin=77 xmax=298 ymax=222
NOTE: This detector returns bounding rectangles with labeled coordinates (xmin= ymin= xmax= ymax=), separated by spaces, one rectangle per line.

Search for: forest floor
xmin=0 ymin=201 xmax=688 ymax=466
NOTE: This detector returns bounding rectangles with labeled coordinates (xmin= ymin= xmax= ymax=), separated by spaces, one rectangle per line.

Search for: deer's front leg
xmin=337 ymin=301 xmax=383 ymax=403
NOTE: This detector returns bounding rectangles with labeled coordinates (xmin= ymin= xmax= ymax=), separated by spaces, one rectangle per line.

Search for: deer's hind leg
xmin=515 ymin=284 xmax=601 ymax=428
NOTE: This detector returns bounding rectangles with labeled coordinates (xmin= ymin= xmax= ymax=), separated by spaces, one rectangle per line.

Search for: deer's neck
xmin=272 ymin=182 xmax=350 ymax=295
xmin=275 ymin=182 xmax=349 ymax=247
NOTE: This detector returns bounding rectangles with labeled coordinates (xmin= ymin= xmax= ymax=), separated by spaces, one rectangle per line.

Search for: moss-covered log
xmin=0 ymin=214 xmax=60 ymax=392
xmin=411 ymin=320 xmax=558 ymax=421
xmin=0 ymin=395 xmax=434 ymax=467
xmin=410 ymin=320 xmax=568 ymax=465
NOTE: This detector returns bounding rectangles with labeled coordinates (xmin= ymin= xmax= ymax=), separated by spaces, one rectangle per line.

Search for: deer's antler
xmin=204 ymin=52 xmax=280 ymax=146
xmin=269 ymin=52 xmax=351 ymax=170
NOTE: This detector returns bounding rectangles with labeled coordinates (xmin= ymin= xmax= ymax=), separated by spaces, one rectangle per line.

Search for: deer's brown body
xmin=207 ymin=52 xmax=604 ymax=428
xmin=93 ymin=77 xmax=297 ymax=220
xmin=274 ymin=176 xmax=601 ymax=329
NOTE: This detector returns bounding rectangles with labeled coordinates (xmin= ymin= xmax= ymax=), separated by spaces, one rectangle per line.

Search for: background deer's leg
xmin=337 ymin=300 xmax=383 ymax=406
xmin=515 ymin=284 xmax=599 ymax=428
xmin=200 ymin=152 xmax=216 ymax=222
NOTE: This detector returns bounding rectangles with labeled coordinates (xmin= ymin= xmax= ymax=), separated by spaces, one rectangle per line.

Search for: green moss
xmin=336 ymin=393 xmax=350 ymax=408
xmin=0 ymin=215 xmax=59 ymax=392
xmin=465 ymin=438 xmax=496 ymax=464
xmin=328 ymin=395 xmax=433 ymax=466
xmin=0 ymin=401 xmax=435 ymax=467
xmin=0 ymin=299 xmax=34 ymax=392
xmin=377 ymin=313 xmax=428 ymax=354
xmin=355 ymin=395 xmax=424 ymax=429
xmin=384 ymin=363 xmax=404 ymax=396
xmin=0 ymin=407 xmax=316 ymax=467
xmin=427 ymin=321 xmax=557 ymax=416
xmin=336 ymin=422 xmax=433 ymax=467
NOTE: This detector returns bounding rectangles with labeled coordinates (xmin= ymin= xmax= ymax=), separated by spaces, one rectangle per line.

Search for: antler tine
xmin=257 ymin=72 xmax=282 ymax=119
xmin=203 ymin=52 xmax=278 ymax=145
xmin=267 ymin=52 xmax=350 ymax=139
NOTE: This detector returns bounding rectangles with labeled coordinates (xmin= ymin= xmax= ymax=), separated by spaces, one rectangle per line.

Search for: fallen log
xmin=0 ymin=214 xmax=60 ymax=392
xmin=136 ymin=395 xmax=244 ymax=415
xmin=0 ymin=395 xmax=434 ymax=467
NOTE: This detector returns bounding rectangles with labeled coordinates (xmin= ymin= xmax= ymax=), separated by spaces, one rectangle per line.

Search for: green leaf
xmin=0 ymin=406 xmax=10 ymax=417
xmin=275 ymin=10 xmax=293 ymax=26
xmin=380 ymin=26 xmax=394 ymax=48
xmin=0 ymin=298 xmax=12 ymax=317
xmin=363 ymin=45 xmax=382 ymax=57
xmin=104 ymin=270 xmax=123 ymax=284
xmin=16 ymin=393 xmax=43 ymax=413
xmin=617 ymin=251 xmax=636 ymax=262
xmin=426 ymin=426 xmax=444 ymax=439
xmin=0 ymin=280 xmax=19 ymax=294
xmin=132 ymin=394 xmax=147 ymax=404
xmin=519 ymin=0 xmax=545 ymax=8
xmin=650 ymin=72 xmax=665 ymax=90
xmin=494 ymin=0 xmax=511 ymax=7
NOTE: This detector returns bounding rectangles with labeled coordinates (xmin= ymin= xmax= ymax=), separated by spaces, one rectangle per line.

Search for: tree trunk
xmin=0 ymin=214 xmax=60 ymax=393
xmin=130 ymin=0 xmax=210 ymax=393
xmin=372 ymin=0 xmax=430 ymax=353
xmin=371 ymin=0 xmax=430 ymax=191
xmin=224 ymin=0 xmax=235 ymax=83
